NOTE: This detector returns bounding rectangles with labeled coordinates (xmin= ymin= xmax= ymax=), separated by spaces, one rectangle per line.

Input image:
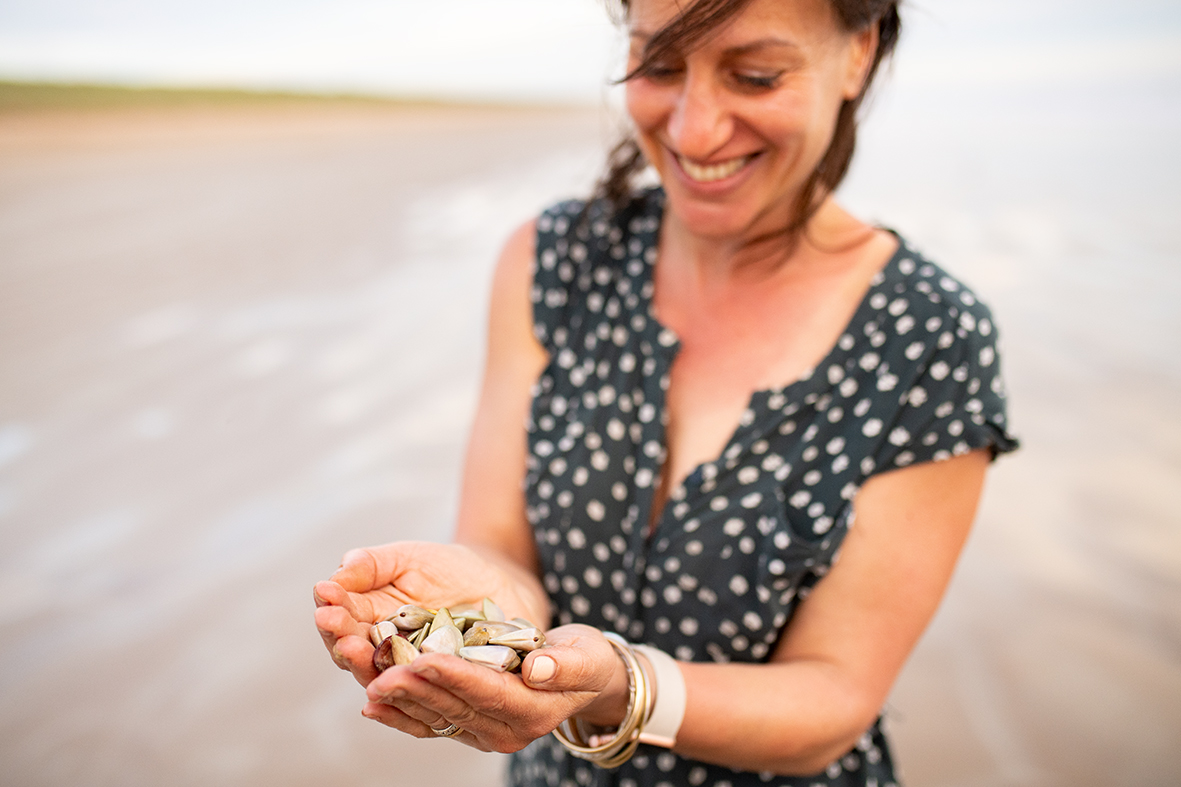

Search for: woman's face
xmin=624 ymin=0 xmax=874 ymax=242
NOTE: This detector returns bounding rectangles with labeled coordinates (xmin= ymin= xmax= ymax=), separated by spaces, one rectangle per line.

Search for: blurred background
xmin=0 ymin=1 xmax=1178 ymax=785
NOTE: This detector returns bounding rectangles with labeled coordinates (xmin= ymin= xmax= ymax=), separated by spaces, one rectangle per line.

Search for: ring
xmin=431 ymin=723 xmax=462 ymax=738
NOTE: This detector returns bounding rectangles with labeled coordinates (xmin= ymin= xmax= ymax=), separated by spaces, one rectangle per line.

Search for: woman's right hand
xmin=312 ymin=541 xmax=546 ymax=687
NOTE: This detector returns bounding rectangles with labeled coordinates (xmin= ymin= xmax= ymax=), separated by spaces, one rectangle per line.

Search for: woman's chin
xmin=662 ymin=193 xmax=763 ymax=242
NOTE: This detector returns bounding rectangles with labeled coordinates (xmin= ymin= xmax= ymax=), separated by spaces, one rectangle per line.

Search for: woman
xmin=313 ymin=0 xmax=1018 ymax=785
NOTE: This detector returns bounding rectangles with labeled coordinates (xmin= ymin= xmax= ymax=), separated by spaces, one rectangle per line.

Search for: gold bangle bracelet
xmin=552 ymin=632 xmax=652 ymax=767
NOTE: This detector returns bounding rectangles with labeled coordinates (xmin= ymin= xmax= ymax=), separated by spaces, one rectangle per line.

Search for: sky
xmin=0 ymin=0 xmax=1179 ymax=102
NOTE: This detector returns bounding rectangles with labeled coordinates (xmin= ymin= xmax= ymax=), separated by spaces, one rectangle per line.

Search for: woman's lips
xmin=675 ymin=153 xmax=755 ymax=183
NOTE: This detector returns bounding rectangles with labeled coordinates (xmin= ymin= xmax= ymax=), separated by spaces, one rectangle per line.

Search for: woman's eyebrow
xmin=627 ymin=31 xmax=798 ymax=54
xmin=725 ymin=38 xmax=799 ymax=55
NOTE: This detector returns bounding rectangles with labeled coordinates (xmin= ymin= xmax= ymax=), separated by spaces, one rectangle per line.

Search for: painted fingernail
xmin=528 ymin=654 xmax=556 ymax=683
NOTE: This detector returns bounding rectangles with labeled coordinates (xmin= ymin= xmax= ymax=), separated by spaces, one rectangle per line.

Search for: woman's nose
xmin=667 ymin=75 xmax=733 ymax=160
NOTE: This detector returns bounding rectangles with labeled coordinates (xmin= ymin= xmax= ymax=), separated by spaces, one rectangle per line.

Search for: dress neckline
xmin=632 ymin=187 xmax=908 ymax=527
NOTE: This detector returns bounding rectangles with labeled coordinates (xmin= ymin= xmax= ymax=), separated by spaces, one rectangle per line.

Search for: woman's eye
xmin=734 ymin=72 xmax=781 ymax=90
xmin=645 ymin=63 xmax=684 ymax=82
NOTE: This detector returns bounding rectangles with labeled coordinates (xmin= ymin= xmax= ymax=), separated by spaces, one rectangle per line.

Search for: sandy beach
xmin=1 ymin=78 xmax=1179 ymax=786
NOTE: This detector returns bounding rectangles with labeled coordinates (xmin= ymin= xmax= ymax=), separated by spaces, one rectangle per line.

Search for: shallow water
xmin=0 ymin=78 xmax=1178 ymax=786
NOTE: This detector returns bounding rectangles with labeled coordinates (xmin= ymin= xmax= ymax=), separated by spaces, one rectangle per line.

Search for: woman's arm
xmin=672 ymin=448 xmax=991 ymax=774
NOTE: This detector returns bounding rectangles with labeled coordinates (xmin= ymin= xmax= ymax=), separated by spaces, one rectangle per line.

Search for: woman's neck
xmin=658 ymin=196 xmax=877 ymax=290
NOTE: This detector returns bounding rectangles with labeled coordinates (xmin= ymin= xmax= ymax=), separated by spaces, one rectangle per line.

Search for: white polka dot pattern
xmin=514 ymin=189 xmax=1016 ymax=787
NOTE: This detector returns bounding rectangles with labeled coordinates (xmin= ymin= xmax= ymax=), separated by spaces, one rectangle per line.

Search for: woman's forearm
xmin=672 ymin=659 xmax=878 ymax=776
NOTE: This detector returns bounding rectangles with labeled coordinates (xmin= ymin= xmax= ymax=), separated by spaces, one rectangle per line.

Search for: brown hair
xmin=595 ymin=0 xmax=902 ymax=236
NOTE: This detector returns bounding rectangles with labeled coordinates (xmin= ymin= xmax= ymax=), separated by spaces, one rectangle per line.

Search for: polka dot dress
xmin=510 ymin=188 xmax=1018 ymax=787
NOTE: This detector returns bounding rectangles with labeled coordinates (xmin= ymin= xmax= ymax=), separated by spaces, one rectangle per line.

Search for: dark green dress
xmin=510 ymin=187 xmax=1018 ymax=787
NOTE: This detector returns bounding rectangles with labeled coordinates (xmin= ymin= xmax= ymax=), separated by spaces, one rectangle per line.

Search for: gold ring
xmin=431 ymin=723 xmax=462 ymax=738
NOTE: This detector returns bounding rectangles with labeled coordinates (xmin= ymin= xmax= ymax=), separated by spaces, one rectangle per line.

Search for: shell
xmin=429 ymin=607 xmax=456 ymax=636
xmin=462 ymin=627 xmax=491 ymax=647
xmin=390 ymin=605 xmax=434 ymax=631
xmin=373 ymin=635 xmax=420 ymax=671
xmin=369 ymin=620 xmax=399 ymax=648
xmin=459 ymin=645 xmax=521 ymax=673
xmin=449 ymin=604 xmax=485 ymax=630
xmin=481 ymin=597 xmax=505 ymax=623
xmin=420 ymin=624 xmax=464 ymax=656
xmin=489 ymin=627 xmax=546 ymax=652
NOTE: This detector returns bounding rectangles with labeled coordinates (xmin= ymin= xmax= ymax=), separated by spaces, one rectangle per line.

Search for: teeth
xmin=678 ymin=155 xmax=749 ymax=183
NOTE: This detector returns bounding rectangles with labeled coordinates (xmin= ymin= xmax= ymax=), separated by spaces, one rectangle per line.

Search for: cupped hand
xmin=360 ymin=624 xmax=627 ymax=753
xmin=313 ymin=541 xmax=545 ymax=686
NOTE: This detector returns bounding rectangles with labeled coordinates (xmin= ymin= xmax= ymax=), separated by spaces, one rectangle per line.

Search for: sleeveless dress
xmin=509 ymin=187 xmax=1018 ymax=787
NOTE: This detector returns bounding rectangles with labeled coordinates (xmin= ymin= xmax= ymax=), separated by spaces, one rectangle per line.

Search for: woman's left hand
xmin=361 ymin=624 xmax=626 ymax=752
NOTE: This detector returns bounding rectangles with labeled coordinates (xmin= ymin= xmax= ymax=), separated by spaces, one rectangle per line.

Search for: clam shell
xmin=373 ymin=635 xmax=419 ymax=671
xmin=420 ymin=624 xmax=464 ymax=656
xmin=369 ymin=620 xmax=399 ymax=648
xmin=481 ymin=597 xmax=505 ymax=623
xmin=390 ymin=604 xmax=434 ymax=631
xmin=459 ymin=645 xmax=521 ymax=673
xmin=489 ymin=627 xmax=545 ymax=652
xmin=428 ymin=607 xmax=456 ymax=636
xmin=462 ymin=627 xmax=491 ymax=647
xmin=449 ymin=604 xmax=485 ymax=630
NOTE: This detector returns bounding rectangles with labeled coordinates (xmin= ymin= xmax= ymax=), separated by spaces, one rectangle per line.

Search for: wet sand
xmin=1 ymin=82 xmax=1179 ymax=786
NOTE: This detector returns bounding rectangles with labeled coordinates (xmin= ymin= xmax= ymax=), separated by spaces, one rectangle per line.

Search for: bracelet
xmin=551 ymin=632 xmax=653 ymax=768
xmin=633 ymin=644 xmax=686 ymax=748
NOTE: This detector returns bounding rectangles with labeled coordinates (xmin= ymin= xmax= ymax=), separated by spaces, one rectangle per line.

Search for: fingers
xmin=315 ymin=604 xmax=379 ymax=685
xmin=367 ymin=659 xmax=521 ymax=750
xmin=361 ymin=700 xmax=490 ymax=751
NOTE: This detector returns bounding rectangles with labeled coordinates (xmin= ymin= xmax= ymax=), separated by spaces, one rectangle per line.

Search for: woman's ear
xmin=842 ymin=24 xmax=879 ymax=100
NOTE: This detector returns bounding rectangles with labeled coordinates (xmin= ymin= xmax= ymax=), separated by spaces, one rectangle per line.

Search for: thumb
xmin=521 ymin=631 xmax=617 ymax=694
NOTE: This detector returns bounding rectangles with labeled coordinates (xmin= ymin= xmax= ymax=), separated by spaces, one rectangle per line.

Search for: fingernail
xmin=411 ymin=664 xmax=438 ymax=681
xmin=528 ymin=654 xmax=556 ymax=683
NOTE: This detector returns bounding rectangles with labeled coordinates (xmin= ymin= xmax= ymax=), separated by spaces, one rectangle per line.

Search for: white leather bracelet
xmin=632 ymin=644 xmax=687 ymax=748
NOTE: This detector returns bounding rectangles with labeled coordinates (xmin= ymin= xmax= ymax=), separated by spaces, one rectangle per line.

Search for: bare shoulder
xmin=493 ymin=219 xmax=538 ymax=291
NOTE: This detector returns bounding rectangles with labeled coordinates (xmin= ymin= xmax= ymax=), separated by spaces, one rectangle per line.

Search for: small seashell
xmin=489 ymin=627 xmax=546 ymax=652
xmin=463 ymin=627 xmax=491 ymax=647
xmin=390 ymin=605 xmax=434 ymax=631
xmin=420 ymin=624 xmax=464 ymax=656
xmin=373 ymin=635 xmax=420 ymax=671
xmin=449 ymin=604 xmax=485 ymax=630
xmin=429 ymin=607 xmax=456 ymax=636
xmin=482 ymin=597 xmax=505 ymax=623
xmin=460 ymin=645 xmax=521 ymax=673
xmin=370 ymin=621 xmax=399 ymax=648
xmin=467 ymin=620 xmax=520 ymax=638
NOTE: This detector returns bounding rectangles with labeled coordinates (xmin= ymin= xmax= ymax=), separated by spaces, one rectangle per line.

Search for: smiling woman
xmin=313 ymin=1 xmax=1019 ymax=786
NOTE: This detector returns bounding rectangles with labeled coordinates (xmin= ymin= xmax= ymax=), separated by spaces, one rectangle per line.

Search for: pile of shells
xmin=370 ymin=597 xmax=545 ymax=674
